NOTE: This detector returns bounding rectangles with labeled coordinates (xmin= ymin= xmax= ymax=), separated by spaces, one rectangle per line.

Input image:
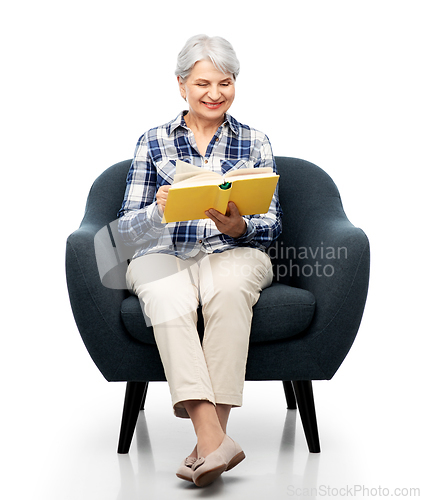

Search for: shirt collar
xmin=223 ymin=113 xmax=239 ymax=135
xmin=167 ymin=110 xmax=239 ymax=136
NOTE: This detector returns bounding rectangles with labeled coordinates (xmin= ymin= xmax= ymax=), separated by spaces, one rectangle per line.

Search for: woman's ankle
xmin=182 ymin=400 xmax=225 ymax=457
xmin=196 ymin=428 xmax=225 ymax=458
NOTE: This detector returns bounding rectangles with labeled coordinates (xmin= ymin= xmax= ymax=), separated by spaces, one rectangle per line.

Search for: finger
xmin=205 ymin=211 xmax=218 ymax=225
xmin=227 ymin=201 xmax=240 ymax=216
xmin=205 ymin=208 xmax=226 ymax=222
xmin=158 ymin=185 xmax=170 ymax=195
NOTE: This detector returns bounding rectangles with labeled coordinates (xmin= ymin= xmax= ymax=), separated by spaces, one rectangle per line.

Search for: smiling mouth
xmin=202 ymin=101 xmax=224 ymax=109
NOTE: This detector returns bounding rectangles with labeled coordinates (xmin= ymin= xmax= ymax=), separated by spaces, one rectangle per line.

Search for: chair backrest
xmin=81 ymin=159 xmax=132 ymax=228
xmin=272 ymin=157 xmax=347 ymax=285
xmin=274 ymin=156 xmax=342 ymax=245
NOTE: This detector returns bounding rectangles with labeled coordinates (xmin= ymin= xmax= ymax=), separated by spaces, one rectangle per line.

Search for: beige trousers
xmin=126 ymin=247 xmax=273 ymax=418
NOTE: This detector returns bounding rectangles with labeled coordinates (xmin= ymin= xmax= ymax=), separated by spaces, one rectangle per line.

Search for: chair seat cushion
xmin=120 ymin=283 xmax=316 ymax=345
xmin=250 ymin=283 xmax=315 ymax=342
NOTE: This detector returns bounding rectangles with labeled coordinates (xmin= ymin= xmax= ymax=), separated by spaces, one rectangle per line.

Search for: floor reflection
xmin=116 ymin=455 xmax=139 ymax=499
xmin=276 ymin=410 xmax=321 ymax=498
xmin=116 ymin=412 xmax=156 ymax=499
xmin=135 ymin=411 xmax=155 ymax=472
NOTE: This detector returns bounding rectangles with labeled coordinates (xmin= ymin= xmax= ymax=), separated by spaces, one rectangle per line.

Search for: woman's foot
xmin=176 ymin=456 xmax=197 ymax=482
xmin=182 ymin=400 xmax=226 ymax=458
xmin=185 ymin=444 xmax=197 ymax=460
xmin=177 ymin=430 xmax=225 ymax=483
xmin=179 ymin=400 xmax=235 ymax=486
xmin=192 ymin=435 xmax=245 ymax=487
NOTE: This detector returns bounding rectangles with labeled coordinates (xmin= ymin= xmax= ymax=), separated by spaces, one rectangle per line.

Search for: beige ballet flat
xmin=192 ymin=435 xmax=245 ymax=487
xmin=176 ymin=456 xmax=197 ymax=482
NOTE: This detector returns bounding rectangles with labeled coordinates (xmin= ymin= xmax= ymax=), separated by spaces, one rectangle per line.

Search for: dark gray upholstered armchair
xmin=65 ymin=157 xmax=370 ymax=454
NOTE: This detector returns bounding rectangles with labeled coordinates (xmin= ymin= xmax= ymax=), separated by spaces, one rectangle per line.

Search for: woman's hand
xmin=205 ymin=202 xmax=247 ymax=238
xmin=156 ymin=185 xmax=170 ymax=215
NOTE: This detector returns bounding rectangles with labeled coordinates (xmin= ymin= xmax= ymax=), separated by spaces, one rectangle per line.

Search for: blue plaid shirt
xmin=117 ymin=111 xmax=282 ymax=260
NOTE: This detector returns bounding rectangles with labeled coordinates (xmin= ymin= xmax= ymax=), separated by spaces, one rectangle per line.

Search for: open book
xmin=162 ymin=160 xmax=279 ymax=223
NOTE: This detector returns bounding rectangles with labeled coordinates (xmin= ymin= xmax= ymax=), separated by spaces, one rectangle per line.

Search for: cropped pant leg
xmin=198 ymin=248 xmax=273 ymax=408
xmin=126 ymin=253 xmax=216 ymax=418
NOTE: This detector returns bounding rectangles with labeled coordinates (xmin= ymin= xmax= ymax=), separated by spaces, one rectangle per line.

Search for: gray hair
xmin=175 ymin=34 xmax=240 ymax=81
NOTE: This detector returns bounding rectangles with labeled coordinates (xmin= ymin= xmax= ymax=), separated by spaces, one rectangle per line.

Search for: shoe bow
xmin=191 ymin=457 xmax=205 ymax=471
xmin=184 ymin=456 xmax=197 ymax=468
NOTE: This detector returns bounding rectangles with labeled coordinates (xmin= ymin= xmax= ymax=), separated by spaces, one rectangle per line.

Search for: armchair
xmin=65 ymin=156 xmax=370 ymax=454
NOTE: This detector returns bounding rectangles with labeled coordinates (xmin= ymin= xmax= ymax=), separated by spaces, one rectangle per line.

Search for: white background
xmin=2 ymin=1 xmax=420 ymax=498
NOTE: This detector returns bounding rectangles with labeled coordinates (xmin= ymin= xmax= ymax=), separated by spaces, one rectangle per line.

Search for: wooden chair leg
xmin=292 ymin=381 xmax=321 ymax=453
xmin=117 ymin=381 xmax=149 ymax=454
xmin=283 ymin=381 xmax=297 ymax=409
xmin=139 ymin=381 xmax=149 ymax=410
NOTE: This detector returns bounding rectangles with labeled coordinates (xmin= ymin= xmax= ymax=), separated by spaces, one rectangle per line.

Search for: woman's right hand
xmin=156 ymin=185 xmax=170 ymax=215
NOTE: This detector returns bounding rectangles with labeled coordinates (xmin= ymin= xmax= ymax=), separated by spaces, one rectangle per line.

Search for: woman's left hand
xmin=205 ymin=202 xmax=247 ymax=239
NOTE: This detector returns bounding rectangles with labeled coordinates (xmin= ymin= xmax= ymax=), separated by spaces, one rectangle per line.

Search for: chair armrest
xmin=66 ymin=223 xmax=134 ymax=380
xmin=273 ymin=201 xmax=370 ymax=377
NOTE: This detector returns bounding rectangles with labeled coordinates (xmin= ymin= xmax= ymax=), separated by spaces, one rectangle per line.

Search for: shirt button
xmin=204 ymin=160 xmax=208 ymax=164
xmin=198 ymin=240 xmax=203 ymax=244
xmin=215 ymin=138 xmax=219 ymax=142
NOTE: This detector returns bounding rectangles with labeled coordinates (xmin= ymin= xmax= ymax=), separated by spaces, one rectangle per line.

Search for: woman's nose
xmin=207 ymin=86 xmax=221 ymax=101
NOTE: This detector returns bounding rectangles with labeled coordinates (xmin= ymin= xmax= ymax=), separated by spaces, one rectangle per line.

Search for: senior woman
xmin=117 ymin=34 xmax=282 ymax=487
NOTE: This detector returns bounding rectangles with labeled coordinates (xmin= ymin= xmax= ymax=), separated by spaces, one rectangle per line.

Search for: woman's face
xmin=178 ymin=59 xmax=235 ymax=126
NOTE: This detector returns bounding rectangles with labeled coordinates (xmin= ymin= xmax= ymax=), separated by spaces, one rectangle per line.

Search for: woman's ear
xmin=177 ymin=76 xmax=187 ymax=101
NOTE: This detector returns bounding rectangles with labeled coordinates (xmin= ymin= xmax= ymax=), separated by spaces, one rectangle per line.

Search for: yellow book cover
xmin=162 ymin=160 xmax=279 ymax=223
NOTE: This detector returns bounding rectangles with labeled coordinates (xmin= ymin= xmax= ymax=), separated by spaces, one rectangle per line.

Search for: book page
xmin=224 ymin=167 xmax=274 ymax=180
xmin=173 ymin=159 xmax=221 ymax=184
xmin=172 ymin=174 xmax=223 ymax=188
